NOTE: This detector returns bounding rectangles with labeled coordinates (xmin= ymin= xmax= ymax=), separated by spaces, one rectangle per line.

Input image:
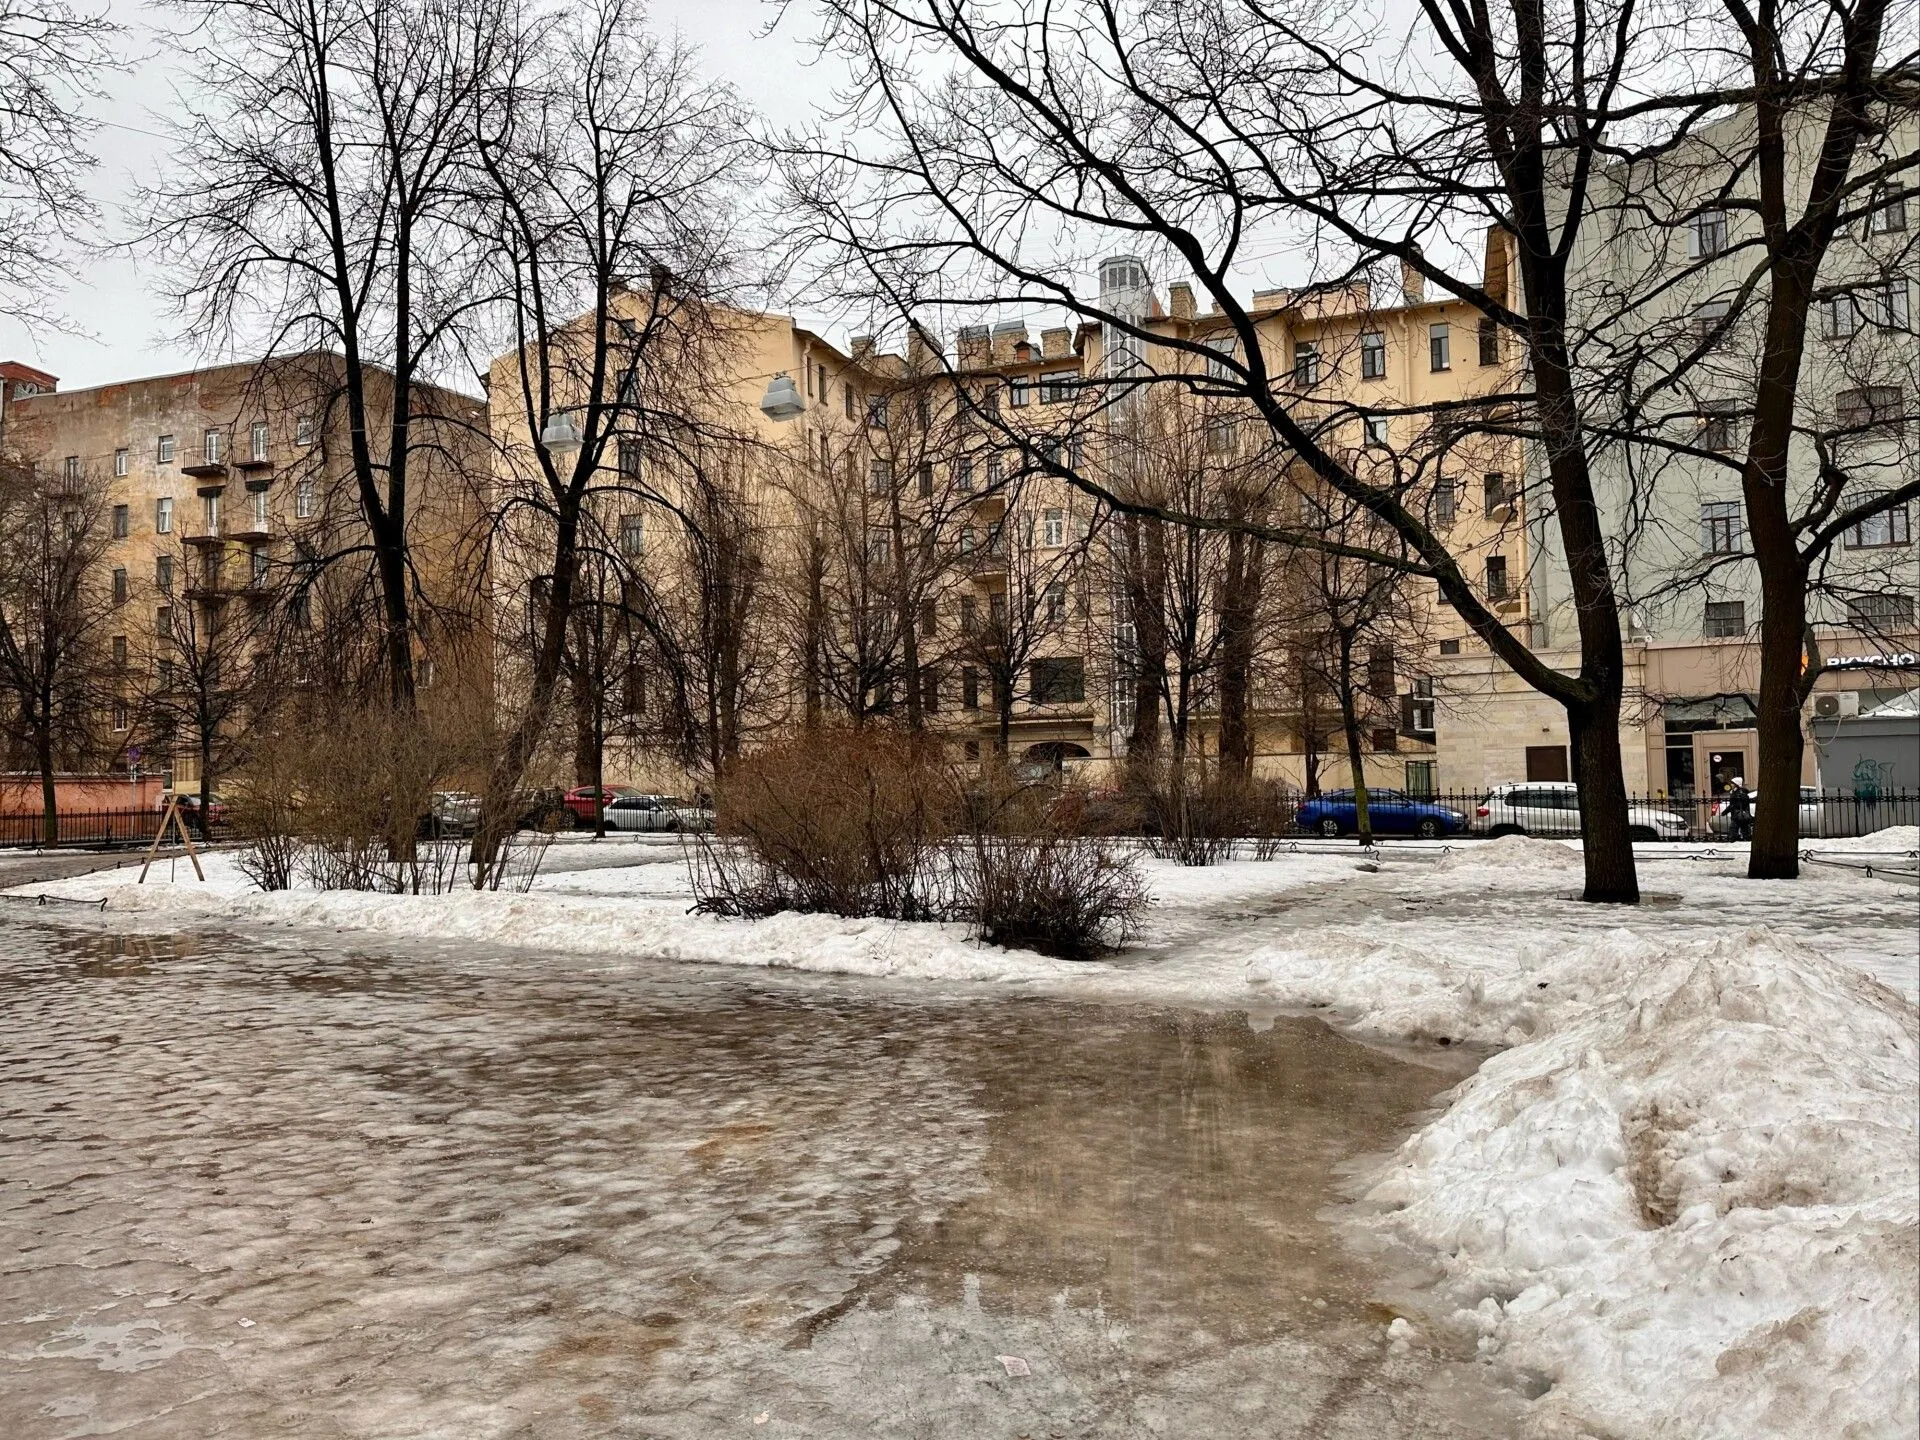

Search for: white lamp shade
xmin=760 ymin=373 xmax=806 ymax=422
xmin=539 ymin=410 xmax=583 ymax=456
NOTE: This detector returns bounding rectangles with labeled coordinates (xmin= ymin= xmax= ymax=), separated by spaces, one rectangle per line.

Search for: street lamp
xmin=539 ymin=409 xmax=583 ymax=458
xmin=759 ymin=372 xmax=805 ymax=422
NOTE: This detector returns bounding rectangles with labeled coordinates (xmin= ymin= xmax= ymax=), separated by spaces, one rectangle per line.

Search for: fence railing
xmin=0 ymin=808 xmax=231 ymax=850
xmin=1276 ymin=788 xmax=1920 ymax=842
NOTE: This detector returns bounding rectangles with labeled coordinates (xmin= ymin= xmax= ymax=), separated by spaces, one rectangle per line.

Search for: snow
xmin=8 ymin=833 xmax=1918 ymax=1440
xmin=1861 ymin=688 xmax=1919 ymax=718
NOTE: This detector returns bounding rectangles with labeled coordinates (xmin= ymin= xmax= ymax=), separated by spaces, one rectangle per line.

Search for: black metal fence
xmin=1287 ymin=788 xmax=1920 ymax=842
xmin=0 ymin=808 xmax=231 ymax=850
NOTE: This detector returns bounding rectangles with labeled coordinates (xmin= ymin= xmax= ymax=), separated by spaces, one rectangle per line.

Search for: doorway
xmin=1706 ymin=747 xmax=1749 ymax=795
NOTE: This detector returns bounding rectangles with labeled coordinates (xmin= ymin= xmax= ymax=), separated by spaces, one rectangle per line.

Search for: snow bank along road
xmin=8 ymin=829 xmax=1919 ymax=1439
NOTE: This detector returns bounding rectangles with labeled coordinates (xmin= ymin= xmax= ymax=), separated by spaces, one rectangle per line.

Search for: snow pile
xmin=1805 ymin=824 xmax=1919 ymax=856
xmin=1357 ymin=927 xmax=1919 ymax=1440
xmin=1862 ymin=689 xmax=1919 ymax=719
xmin=1432 ymin=834 xmax=1583 ymax=874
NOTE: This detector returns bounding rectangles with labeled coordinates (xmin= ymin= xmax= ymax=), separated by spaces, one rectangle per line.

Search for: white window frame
xmin=1360 ymin=331 xmax=1386 ymax=380
xmin=1041 ymin=507 xmax=1065 ymax=547
xmin=114 ymin=447 xmax=129 ymax=478
xmin=155 ymin=496 xmax=173 ymax=534
xmin=250 ymin=421 xmax=270 ymax=462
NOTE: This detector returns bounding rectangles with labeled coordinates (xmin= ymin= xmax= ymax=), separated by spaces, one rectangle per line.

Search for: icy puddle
xmin=0 ymin=920 xmax=1525 ymax=1438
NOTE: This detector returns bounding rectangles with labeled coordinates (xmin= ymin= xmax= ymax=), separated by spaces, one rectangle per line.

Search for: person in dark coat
xmin=1726 ymin=776 xmax=1754 ymax=841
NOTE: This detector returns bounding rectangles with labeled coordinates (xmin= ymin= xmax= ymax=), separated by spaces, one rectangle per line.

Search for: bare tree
xmin=0 ymin=454 xmax=115 ymax=841
xmin=0 ymin=0 xmax=113 ymax=323
xmin=782 ymin=0 xmax=1917 ymax=903
xmin=141 ymin=0 xmax=507 ymax=710
xmin=467 ymin=0 xmax=749 ymax=864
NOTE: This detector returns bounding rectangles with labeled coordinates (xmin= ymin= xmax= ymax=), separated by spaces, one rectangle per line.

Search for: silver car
xmin=1475 ymin=782 xmax=1690 ymax=841
xmin=602 ymin=794 xmax=685 ymax=832
xmin=1706 ymin=786 xmax=1823 ymax=838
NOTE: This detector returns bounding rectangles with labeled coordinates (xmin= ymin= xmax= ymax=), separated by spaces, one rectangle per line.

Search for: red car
xmin=562 ymin=785 xmax=644 ymax=825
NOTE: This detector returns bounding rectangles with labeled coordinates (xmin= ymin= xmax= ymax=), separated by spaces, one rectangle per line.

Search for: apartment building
xmin=1433 ymin=104 xmax=1919 ymax=797
xmin=0 ymin=354 xmax=489 ymax=790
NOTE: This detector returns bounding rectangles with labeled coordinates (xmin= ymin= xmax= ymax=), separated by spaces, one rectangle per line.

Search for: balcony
xmin=182 ymin=530 xmax=226 ymax=548
xmin=181 ymin=460 xmax=228 ymax=481
xmin=234 ymin=454 xmax=273 ymax=473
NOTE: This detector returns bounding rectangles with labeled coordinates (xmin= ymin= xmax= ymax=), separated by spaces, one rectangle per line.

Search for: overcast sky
xmin=0 ymin=0 xmax=851 ymax=390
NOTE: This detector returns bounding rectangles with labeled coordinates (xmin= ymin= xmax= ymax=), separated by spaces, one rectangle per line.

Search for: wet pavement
xmin=0 ymin=919 xmax=1527 ymax=1438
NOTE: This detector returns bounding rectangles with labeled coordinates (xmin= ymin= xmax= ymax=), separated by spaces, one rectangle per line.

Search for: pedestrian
xmin=1726 ymin=776 xmax=1753 ymax=842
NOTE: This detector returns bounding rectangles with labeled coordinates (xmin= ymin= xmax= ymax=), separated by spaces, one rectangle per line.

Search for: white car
xmin=601 ymin=794 xmax=684 ymax=832
xmin=1474 ymin=782 xmax=1690 ymax=841
xmin=1706 ymin=786 xmax=1826 ymax=838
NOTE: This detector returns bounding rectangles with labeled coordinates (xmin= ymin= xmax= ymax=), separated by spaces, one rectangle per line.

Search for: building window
xmin=111 ymin=567 xmax=128 ymax=604
xmin=250 ymin=421 xmax=270 ymax=462
xmin=250 ymin=547 xmax=269 ymax=587
xmin=1433 ymin=478 xmax=1457 ymax=526
xmin=1848 ymin=593 xmax=1915 ymax=630
xmin=155 ymin=605 xmax=173 ymax=638
xmin=1483 ymin=472 xmax=1509 ymax=515
xmin=113 ymin=447 xmax=129 ymax=478
xmin=959 ymin=525 xmax=977 ymax=555
xmin=917 ymin=463 xmax=933 ymax=498
xmin=1477 ymin=318 xmax=1500 ymax=365
xmin=1366 ymin=643 xmax=1395 ymax=698
xmin=157 ymin=434 xmax=175 ymax=464
xmin=1204 ymin=338 xmax=1236 ymax=380
xmin=843 ymin=385 xmax=856 ymax=420
xmin=294 ymin=479 xmax=315 ymax=519
xmin=867 ymin=395 xmax=889 ymax=429
xmin=1836 ymin=386 xmax=1905 ymax=432
xmin=111 ymin=633 xmax=127 ymax=666
xmin=1039 ymin=370 xmax=1077 ymax=404
xmin=618 ymin=512 xmax=644 ymax=556
xmin=1360 ymin=330 xmax=1386 ymax=380
xmin=295 ymin=416 xmax=314 ymax=446
xmin=1366 ymin=727 xmax=1397 ymax=753
xmin=961 ymin=595 xmax=978 ymax=633
xmin=63 ymin=455 xmax=79 ymax=482
xmin=1438 ymin=637 xmax=1461 ymax=656
xmin=1703 ymin=600 xmax=1746 ymax=637
xmin=1484 ymin=555 xmax=1510 ymax=599
xmin=919 ymin=667 xmax=940 ymax=713
xmin=1866 ymin=191 xmax=1909 ymax=235
xmin=1041 ymin=508 xmax=1065 ymax=547
xmin=1278 ymin=340 xmax=1316 ymax=388
xmin=1699 ymin=400 xmax=1738 ymax=452
xmin=155 ymin=496 xmax=173 ymax=534
xmin=1691 ymin=208 xmax=1728 ymax=258
xmin=1845 ymin=503 xmax=1911 ymax=549
xmin=1363 ymin=415 xmax=1390 ymax=448
xmin=918 ymin=600 xmax=937 ymax=638
xmin=155 ymin=555 xmax=173 ymax=593
xmin=1693 ymin=299 xmax=1731 ymax=348
xmin=1405 ymin=760 xmax=1436 ymax=796
xmin=1009 ymin=377 xmax=1030 ymax=407
xmin=868 ymin=460 xmax=893 ymax=496
xmin=112 ymin=699 xmax=130 ymax=732
xmin=1030 ymin=657 xmax=1085 ymax=704
xmin=961 ymin=666 xmax=980 ymax=709
xmin=1428 ymin=322 xmax=1451 ymax=371
xmin=111 ymin=504 xmax=129 ymax=538
xmin=1700 ymin=500 xmax=1743 ymax=553
xmin=1824 ymin=282 xmax=1912 ymax=337
xmin=989 ymin=590 xmax=1006 ymax=626
xmin=1044 ymin=581 xmax=1067 ymax=622
xmin=250 ymin=489 xmax=269 ymax=532
xmin=203 ymin=429 xmax=222 ymax=465
xmin=986 ymin=457 xmax=1003 ymax=490
xmin=617 ymin=438 xmax=642 ymax=479
xmin=956 ymin=459 xmax=974 ymax=492
xmin=868 ymin=532 xmax=891 ymax=566
xmin=203 ymin=492 xmax=221 ymax=537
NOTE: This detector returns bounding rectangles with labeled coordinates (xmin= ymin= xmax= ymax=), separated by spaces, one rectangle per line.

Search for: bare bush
xmin=228 ymin=730 xmax=305 ymax=891
xmin=1139 ymin=761 xmax=1246 ymax=866
xmin=956 ymin=833 xmax=1147 ymax=961
xmin=691 ymin=727 xmax=956 ymax=919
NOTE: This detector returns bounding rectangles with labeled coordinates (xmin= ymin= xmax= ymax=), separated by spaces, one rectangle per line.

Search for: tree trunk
xmin=1337 ymin=637 xmax=1371 ymax=844
xmin=35 ymin=717 xmax=57 ymax=847
xmin=1216 ymin=531 xmax=1258 ymax=783
xmin=1567 ymin=685 xmax=1639 ymax=903
xmin=198 ymin=729 xmax=214 ymax=842
xmin=1749 ymin=565 xmax=1810 ymax=879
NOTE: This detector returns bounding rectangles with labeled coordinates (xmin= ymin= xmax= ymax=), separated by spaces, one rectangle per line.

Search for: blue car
xmin=1294 ymin=789 xmax=1468 ymax=839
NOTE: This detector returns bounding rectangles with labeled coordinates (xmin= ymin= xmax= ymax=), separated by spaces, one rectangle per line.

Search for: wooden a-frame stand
xmin=138 ymin=795 xmax=207 ymax=883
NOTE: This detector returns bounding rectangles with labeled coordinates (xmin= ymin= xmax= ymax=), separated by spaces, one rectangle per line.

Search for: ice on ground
xmin=1356 ymin=928 xmax=1918 ymax=1440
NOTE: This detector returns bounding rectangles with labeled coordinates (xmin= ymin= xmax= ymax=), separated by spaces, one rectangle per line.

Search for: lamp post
xmin=759 ymin=372 xmax=805 ymax=422
xmin=538 ymin=409 xmax=584 ymax=459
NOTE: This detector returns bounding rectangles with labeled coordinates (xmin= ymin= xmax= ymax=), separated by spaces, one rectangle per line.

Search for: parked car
xmin=601 ymin=793 xmax=686 ymax=832
xmin=669 ymin=802 xmax=716 ymax=834
xmin=1294 ymin=790 xmax=1468 ymax=839
xmin=162 ymin=792 xmax=229 ymax=826
xmin=421 ymin=790 xmax=481 ymax=838
xmin=1475 ymin=782 xmax=1689 ymax=841
xmin=1707 ymin=786 xmax=1823 ymax=838
xmin=562 ymin=785 xmax=645 ymax=826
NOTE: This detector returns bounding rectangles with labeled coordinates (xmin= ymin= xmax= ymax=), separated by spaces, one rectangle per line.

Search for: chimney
xmin=1040 ymin=327 xmax=1071 ymax=359
xmin=990 ymin=319 xmax=1029 ymax=363
xmin=849 ymin=334 xmax=875 ymax=360
xmin=1401 ymin=248 xmax=1425 ymax=304
xmin=1168 ymin=282 xmax=1196 ymax=320
xmin=956 ymin=324 xmax=991 ymax=365
xmin=907 ymin=324 xmax=943 ymax=366
xmin=1250 ymin=288 xmax=1288 ymax=311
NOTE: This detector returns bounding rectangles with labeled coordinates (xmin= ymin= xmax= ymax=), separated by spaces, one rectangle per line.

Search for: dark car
xmin=163 ymin=792 xmax=229 ymax=826
xmin=1294 ymin=789 xmax=1468 ymax=839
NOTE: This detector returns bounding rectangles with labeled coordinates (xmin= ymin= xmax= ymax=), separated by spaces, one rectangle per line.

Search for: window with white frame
xmin=1866 ymin=191 xmax=1910 ymax=235
xmin=157 ymin=433 xmax=175 ymax=464
xmin=250 ymin=421 xmax=270 ymax=462
xmin=1847 ymin=593 xmax=1915 ymax=630
xmin=1693 ymin=298 xmax=1732 ymax=347
xmin=250 ymin=489 xmax=269 ymax=532
xmin=1690 ymin=209 xmax=1728 ymax=258
xmin=1703 ymin=600 xmax=1746 ymax=637
xmin=956 ymin=458 xmax=974 ymax=492
xmin=1039 ymin=370 xmax=1077 ymax=404
xmin=295 ymin=479 xmax=316 ymax=518
xmin=203 ymin=491 xmax=221 ymax=537
xmin=155 ymin=496 xmax=173 ymax=533
xmin=1362 ymin=415 xmax=1390 ymax=448
xmin=1044 ymin=581 xmax=1067 ymax=623
xmin=203 ymin=428 xmax=221 ymax=465
xmin=1428 ymin=323 xmax=1451 ymax=371
xmin=1204 ymin=338 xmax=1235 ymax=380
xmin=1699 ymin=399 xmax=1739 ymax=451
xmin=113 ymin=447 xmax=128 ymax=478
xmin=1041 ymin=508 xmax=1065 ymax=547
xmin=1836 ymin=386 xmax=1906 ymax=432
xmin=295 ymin=415 xmax=314 ymax=446
xmin=619 ymin=512 xmax=644 ymax=555
xmin=1292 ymin=341 xmax=1320 ymax=386
xmin=1845 ymin=502 xmax=1911 ymax=548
